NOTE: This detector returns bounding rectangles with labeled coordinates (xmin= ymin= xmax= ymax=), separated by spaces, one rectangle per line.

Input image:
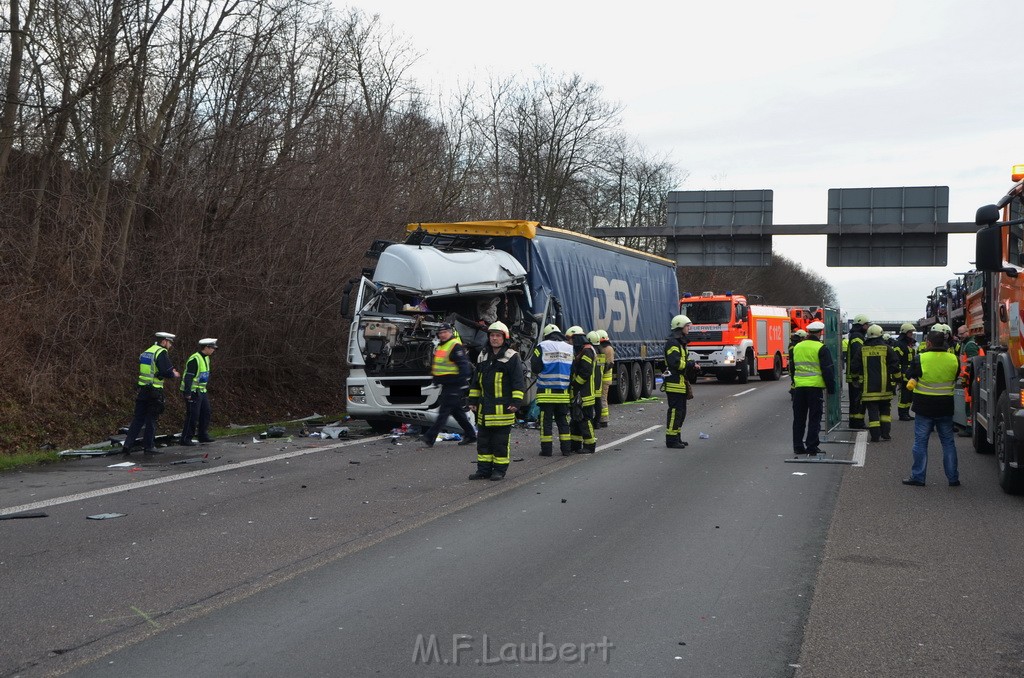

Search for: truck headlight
xmin=722 ymin=348 xmax=736 ymax=364
xmin=348 ymin=385 xmax=366 ymax=404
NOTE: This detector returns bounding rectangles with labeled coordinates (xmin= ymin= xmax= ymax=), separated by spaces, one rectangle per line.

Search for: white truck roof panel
xmin=374 ymin=244 xmax=527 ymax=297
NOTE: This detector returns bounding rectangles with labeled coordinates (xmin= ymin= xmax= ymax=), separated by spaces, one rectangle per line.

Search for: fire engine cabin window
xmin=1010 ymin=222 xmax=1024 ymax=267
xmin=679 ymin=301 xmax=732 ymax=324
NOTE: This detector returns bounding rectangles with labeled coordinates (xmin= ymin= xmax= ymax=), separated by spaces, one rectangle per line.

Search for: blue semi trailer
xmin=343 ymin=221 xmax=679 ymax=432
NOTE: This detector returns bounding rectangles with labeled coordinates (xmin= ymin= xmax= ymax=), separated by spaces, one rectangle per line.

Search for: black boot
xmin=898 ymin=413 xmax=914 ymax=421
xmin=666 ymin=435 xmax=685 ymax=449
xmin=468 ymin=462 xmax=492 ymax=480
xmin=539 ymin=442 xmax=553 ymax=457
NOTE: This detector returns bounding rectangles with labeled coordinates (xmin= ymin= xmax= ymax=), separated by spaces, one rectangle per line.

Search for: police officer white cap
xmin=807 ymin=321 xmax=825 ymax=332
xmin=198 ymin=338 xmax=218 ymax=348
xmin=155 ymin=332 xmax=176 ymax=341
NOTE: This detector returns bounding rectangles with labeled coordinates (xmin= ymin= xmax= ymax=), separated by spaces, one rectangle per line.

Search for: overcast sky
xmin=347 ymin=0 xmax=1024 ymax=322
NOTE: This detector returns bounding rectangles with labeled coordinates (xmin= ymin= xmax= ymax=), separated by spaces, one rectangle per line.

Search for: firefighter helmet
xmin=565 ymin=325 xmax=584 ymax=337
xmin=794 ymin=329 xmax=808 ymax=339
xmin=807 ymin=321 xmax=825 ymax=332
xmin=597 ymin=329 xmax=609 ymax=341
xmin=487 ymin=321 xmax=510 ymax=339
xmin=671 ymin=314 xmax=691 ymax=330
xmin=866 ymin=324 xmax=883 ymax=339
xmin=543 ymin=323 xmax=561 ymax=337
xmin=586 ymin=330 xmax=601 ymax=345
xmin=852 ymin=313 xmax=871 ymax=326
xmin=900 ymin=322 xmax=916 ymax=333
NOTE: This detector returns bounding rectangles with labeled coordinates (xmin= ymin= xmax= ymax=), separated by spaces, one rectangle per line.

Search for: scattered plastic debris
xmin=266 ymin=426 xmax=286 ymax=438
xmin=252 ymin=437 xmax=262 ymax=444
xmin=59 ymin=449 xmax=110 ymax=457
xmin=699 ymin=432 xmax=710 ymax=439
xmin=87 ymin=513 xmax=126 ymax=520
xmin=792 ymin=472 xmax=807 ymax=476
xmin=437 ymin=432 xmax=462 ymax=442
xmin=321 ymin=426 xmax=350 ymax=439
xmin=0 ymin=511 xmax=48 ymax=520
xmin=349 ymin=460 xmax=361 ymax=465
xmin=170 ymin=457 xmax=207 ymax=465
xmin=107 ymin=461 xmax=137 ymax=468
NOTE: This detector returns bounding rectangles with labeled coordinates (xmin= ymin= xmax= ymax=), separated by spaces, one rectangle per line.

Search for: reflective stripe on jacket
xmin=180 ymin=353 xmax=211 ymax=393
xmin=432 ymin=338 xmax=462 ymax=377
xmin=792 ymin=340 xmax=825 ymax=388
xmin=915 ymin=351 xmax=958 ymax=397
xmin=138 ymin=344 xmax=167 ymax=388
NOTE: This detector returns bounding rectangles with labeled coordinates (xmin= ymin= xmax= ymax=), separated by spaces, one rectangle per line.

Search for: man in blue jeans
xmin=902 ymin=329 xmax=961 ymax=487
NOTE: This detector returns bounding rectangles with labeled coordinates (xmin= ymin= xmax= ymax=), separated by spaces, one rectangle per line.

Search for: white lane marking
xmin=597 ymin=424 xmax=663 ymax=451
xmin=0 ymin=437 xmax=370 ymax=516
xmin=733 ymin=388 xmax=757 ymax=397
xmin=852 ymin=430 xmax=868 ymax=467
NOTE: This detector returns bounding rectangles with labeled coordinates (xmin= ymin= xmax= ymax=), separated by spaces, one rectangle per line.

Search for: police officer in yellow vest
xmin=902 ymin=328 xmax=961 ymax=486
xmin=421 ymin=323 xmax=477 ymax=447
xmin=597 ymin=329 xmax=615 ymax=427
xmin=790 ymin=321 xmax=836 ymax=455
xmin=180 ymin=338 xmax=217 ymax=446
xmin=123 ymin=332 xmax=180 ymax=455
xmin=467 ymin=322 xmax=525 ymax=481
xmin=664 ymin=314 xmax=696 ymax=449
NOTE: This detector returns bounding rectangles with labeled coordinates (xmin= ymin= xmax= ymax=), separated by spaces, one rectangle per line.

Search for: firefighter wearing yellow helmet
xmin=587 ymin=331 xmax=604 ymax=434
xmin=531 ymin=322 xmax=573 ymax=456
xmin=664 ymin=315 xmax=695 ymax=448
xmin=596 ymin=329 xmax=615 ymax=427
xmin=566 ymin=324 xmax=598 ymax=453
xmin=894 ymin=322 xmax=918 ymax=421
xmin=846 ymin=313 xmax=872 ymax=429
xmin=467 ymin=321 xmax=525 ymax=481
xmin=852 ymin=324 xmax=900 ymax=442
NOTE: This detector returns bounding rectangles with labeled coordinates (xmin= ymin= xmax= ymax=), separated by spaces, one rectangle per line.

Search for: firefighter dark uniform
xmin=467 ymin=323 xmax=524 ymax=480
xmin=664 ymin=314 xmax=695 ymax=449
xmin=588 ymin=330 xmax=605 ymax=434
xmin=894 ymin=323 xmax=917 ymax=421
xmin=123 ymin=332 xmax=178 ymax=455
xmin=421 ymin=324 xmax=476 ymax=447
xmin=566 ymin=326 xmax=597 ymax=454
xmin=180 ymin=338 xmax=217 ymax=445
xmin=531 ymin=324 xmax=573 ymax=456
xmin=598 ymin=330 xmax=615 ymax=427
xmin=854 ymin=325 xmax=901 ymax=442
xmin=846 ymin=315 xmax=869 ymax=428
xmin=790 ymin=323 xmax=835 ymax=455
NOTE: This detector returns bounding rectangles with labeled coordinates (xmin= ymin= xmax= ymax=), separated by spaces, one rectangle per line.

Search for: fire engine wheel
xmin=759 ymin=353 xmax=783 ymax=381
xmin=716 ymin=373 xmax=737 ymax=383
xmin=995 ymin=392 xmax=1024 ymax=494
xmin=736 ymin=356 xmax=750 ymax=384
xmin=640 ymin=362 xmax=655 ymax=398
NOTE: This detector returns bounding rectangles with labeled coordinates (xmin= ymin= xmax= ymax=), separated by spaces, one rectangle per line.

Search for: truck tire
xmin=736 ymin=360 xmax=749 ymax=384
xmin=716 ymin=373 xmax=737 ymax=383
xmin=759 ymin=353 xmax=783 ymax=381
xmin=640 ymin=362 xmax=655 ymax=398
xmin=628 ymin=362 xmax=643 ymax=402
xmin=610 ymin=363 xmax=630 ymax=404
xmin=995 ymin=392 xmax=1024 ymax=494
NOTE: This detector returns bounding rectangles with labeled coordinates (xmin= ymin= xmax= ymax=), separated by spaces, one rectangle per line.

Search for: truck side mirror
xmin=340 ymin=279 xmax=355 ymax=318
xmin=975 ymin=224 xmax=1012 ymax=276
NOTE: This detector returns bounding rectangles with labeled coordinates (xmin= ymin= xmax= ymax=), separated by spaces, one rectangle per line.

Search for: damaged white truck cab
xmin=343 ymin=220 xmax=679 ymax=433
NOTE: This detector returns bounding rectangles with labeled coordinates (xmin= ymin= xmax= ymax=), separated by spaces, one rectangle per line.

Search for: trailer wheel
xmin=627 ymin=362 xmax=643 ymax=402
xmin=610 ymin=363 xmax=630 ymax=404
xmin=995 ymin=392 xmax=1024 ymax=494
xmin=640 ymin=362 xmax=655 ymax=398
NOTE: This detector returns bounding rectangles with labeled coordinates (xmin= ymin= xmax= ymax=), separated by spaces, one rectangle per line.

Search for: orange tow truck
xmin=679 ymin=291 xmax=790 ymax=383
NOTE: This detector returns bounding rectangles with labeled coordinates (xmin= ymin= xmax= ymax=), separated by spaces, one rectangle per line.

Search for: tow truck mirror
xmin=976 ymin=204 xmax=1000 ymax=227
xmin=975 ymin=224 xmax=1003 ymax=273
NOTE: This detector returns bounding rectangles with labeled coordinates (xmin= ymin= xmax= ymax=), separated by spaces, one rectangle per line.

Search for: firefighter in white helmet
xmin=846 ymin=313 xmax=871 ymax=429
xmin=894 ymin=322 xmax=918 ymax=421
xmin=467 ymin=321 xmax=525 ymax=480
xmin=790 ymin=321 xmax=835 ymax=455
xmin=595 ymin=329 xmax=615 ymax=428
xmin=664 ymin=315 xmax=696 ymax=449
xmin=531 ymin=323 xmax=573 ymax=456
xmin=565 ymin=325 xmax=598 ymax=453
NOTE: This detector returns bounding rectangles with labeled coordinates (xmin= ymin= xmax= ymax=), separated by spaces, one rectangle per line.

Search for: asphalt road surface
xmin=3 ymin=378 xmax=1024 ymax=677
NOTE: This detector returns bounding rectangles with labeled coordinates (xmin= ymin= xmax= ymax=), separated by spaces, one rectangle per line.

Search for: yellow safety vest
xmin=138 ymin=344 xmax=167 ymax=388
xmin=431 ymin=338 xmax=462 ymax=377
xmin=915 ymin=351 xmax=958 ymax=397
xmin=792 ymin=340 xmax=825 ymax=388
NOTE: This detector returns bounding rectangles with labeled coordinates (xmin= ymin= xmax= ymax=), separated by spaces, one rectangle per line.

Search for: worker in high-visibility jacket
xmin=790 ymin=321 xmax=835 ymax=455
xmin=180 ymin=338 xmax=218 ymax=446
xmin=902 ymin=328 xmax=961 ymax=486
xmin=530 ymin=324 xmax=573 ymax=456
xmin=123 ymin=332 xmax=180 ymax=455
xmin=597 ymin=329 xmax=615 ymax=428
xmin=467 ymin=322 xmax=525 ymax=481
xmin=420 ymin=323 xmax=477 ymax=447
xmin=853 ymin=324 xmax=901 ymax=443
xmin=894 ymin=322 xmax=918 ymax=421
xmin=565 ymin=326 xmax=597 ymax=454
xmin=788 ymin=329 xmax=808 ymax=387
xmin=664 ymin=314 xmax=697 ymax=449
xmin=845 ymin=314 xmax=870 ymax=429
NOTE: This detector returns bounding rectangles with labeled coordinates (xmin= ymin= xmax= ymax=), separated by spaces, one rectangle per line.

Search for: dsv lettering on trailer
xmin=593 ymin=276 xmax=641 ymax=333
